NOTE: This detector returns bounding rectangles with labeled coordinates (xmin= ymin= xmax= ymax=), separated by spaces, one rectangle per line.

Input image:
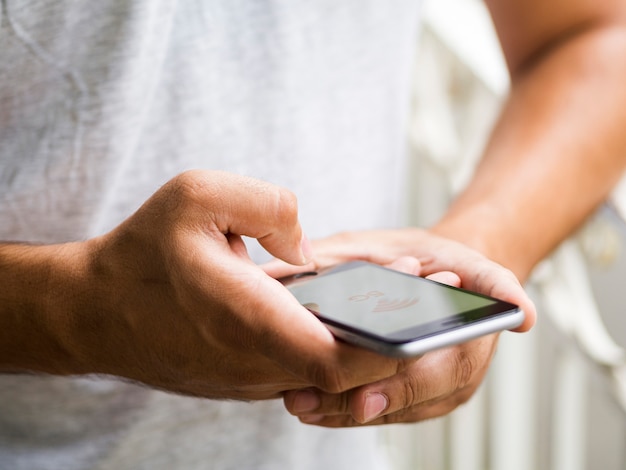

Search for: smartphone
xmin=282 ymin=261 xmax=524 ymax=357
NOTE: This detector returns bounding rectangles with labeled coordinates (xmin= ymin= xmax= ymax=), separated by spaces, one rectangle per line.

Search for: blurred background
xmin=383 ymin=0 xmax=626 ymax=468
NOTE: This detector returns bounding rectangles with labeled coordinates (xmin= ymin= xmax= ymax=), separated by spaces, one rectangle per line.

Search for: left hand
xmin=265 ymin=228 xmax=536 ymax=427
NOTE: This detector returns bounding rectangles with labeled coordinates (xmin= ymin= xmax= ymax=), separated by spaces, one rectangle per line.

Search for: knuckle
xmin=168 ymin=170 xmax=241 ymax=204
xmin=166 ymin=170 xmax=210 ymax=206
xmin=453 ymin=348 xmax=477 ymax=390
xmin=401 ymin=375 xmax=419 ymax=409
xmin=170 ymin=170 xmax=203 ymax=193
xmin=272 ymin=186 xmax=299 ymax=223
xmin=307 ymin=364 xmax=349 ymax=394
xmin=334 ymin=390 xmax=353 ymax=414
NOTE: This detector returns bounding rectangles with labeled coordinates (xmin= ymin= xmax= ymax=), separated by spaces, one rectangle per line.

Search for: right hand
xmin=37 ymin=170 xmax=411 ymax=400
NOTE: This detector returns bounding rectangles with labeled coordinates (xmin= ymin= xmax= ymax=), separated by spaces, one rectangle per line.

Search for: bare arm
xmin=0 ymin=171 xmax=413 ymax=399
xmin=433 ymin=0 xmax=626 ymax=281
xmin=0 ymin=242 xmax=90 ymax=375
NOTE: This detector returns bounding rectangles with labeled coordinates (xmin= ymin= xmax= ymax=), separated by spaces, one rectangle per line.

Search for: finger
xmin=262 ymin=253 xmax=421 ymax=281
xmin=348 ymin=334 xmax=498 ymax=423
xmin=464 ymin=267 xmax=536 ymax=333
xmin=285 ymin=384 xmax=474 ymax=427
xmin=419 ymin=249 xmax=536 ymax=332
xmin=294 ymin=388 xmax=478 ymax=428
xmin=168 ymin=170 xmax=312 ymax=266
xmin=261 ymin=258 xmax=318 ymax=280
xmin=292 ymin=232 xmax=412 ymax=270
xmin=381 ymin=256 xmax=422 ymax=276
xmin=465 ymin=268 xmax=535 ymax=332
xmin=425 ymin=270 xmax=461 ymax=287
xmin=285 ymin=334 xmax=497 ymax=424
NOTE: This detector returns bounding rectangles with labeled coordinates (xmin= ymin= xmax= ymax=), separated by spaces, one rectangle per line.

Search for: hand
xmin=265 ymin=228 xmax=534 ymax=332
xmin=18 ymin=171 xmax=416 ymax=401
xmin=277 ymin=229 xmax=536 ymax=426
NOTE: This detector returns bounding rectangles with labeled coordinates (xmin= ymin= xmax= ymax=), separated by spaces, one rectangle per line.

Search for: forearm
xmin=0 ymin=242 xmax=90 ymax=375
xmin=432 ymin=25 xmax=626 ymax=282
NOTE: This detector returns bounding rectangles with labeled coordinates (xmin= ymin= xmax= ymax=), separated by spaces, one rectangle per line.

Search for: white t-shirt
xmin=0 ymin=1 xmax=423 ymax=468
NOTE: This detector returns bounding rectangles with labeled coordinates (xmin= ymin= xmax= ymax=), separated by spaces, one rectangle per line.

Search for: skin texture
xmin=274 ymin=230 xmax=532 ymax=425
xmin=280 ymin=0 xmax=626 ymax=426
xmin=1 ymin=0 xmax=625 ymax=432
xmin=0 ymin=170 xmax=532 ymax=405
xmin=0 ymin=171 xmax=419 ymax=400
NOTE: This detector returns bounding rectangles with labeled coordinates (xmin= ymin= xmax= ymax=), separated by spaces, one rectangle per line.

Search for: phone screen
xmin=286 ymin=262 xmax=515 ymax=343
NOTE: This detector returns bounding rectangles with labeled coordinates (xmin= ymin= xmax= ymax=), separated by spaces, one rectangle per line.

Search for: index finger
xmin=417 ymin=246 xmax=536 ymax=332
xmin=167 ymin=170 xmax=312 ymax=266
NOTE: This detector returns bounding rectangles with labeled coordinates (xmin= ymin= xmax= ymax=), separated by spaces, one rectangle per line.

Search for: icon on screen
xmin=372 ymin=297 xmax=420 ymax=313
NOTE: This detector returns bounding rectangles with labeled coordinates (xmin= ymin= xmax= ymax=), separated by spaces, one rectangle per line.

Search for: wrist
xmin=0 ymin=241 xmax=94 ymax=375
xmin=430 ymin=205 xmax=535 ymax=283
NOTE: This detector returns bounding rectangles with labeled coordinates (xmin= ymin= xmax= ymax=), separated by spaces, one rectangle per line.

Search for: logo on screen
xmin=372 ymin=297 xmax=420 ymax=312
xmin=348 ymin=291 xmax=419 ymax=312
xmin=348 ymin=291 xmax=385 ymax=302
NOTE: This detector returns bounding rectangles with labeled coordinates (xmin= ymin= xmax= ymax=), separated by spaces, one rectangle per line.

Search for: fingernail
xmin=292 ymin=390 xmax=320 ymax=413
xmin=363 ymin=392 xmax=388 ymax=423
xmin=300 ymin=233 xmax=313 ymax=264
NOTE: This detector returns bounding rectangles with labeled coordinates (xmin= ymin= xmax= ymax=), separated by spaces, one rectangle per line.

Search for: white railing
xmin=384 ymin=1 xmax=626 ymax=468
